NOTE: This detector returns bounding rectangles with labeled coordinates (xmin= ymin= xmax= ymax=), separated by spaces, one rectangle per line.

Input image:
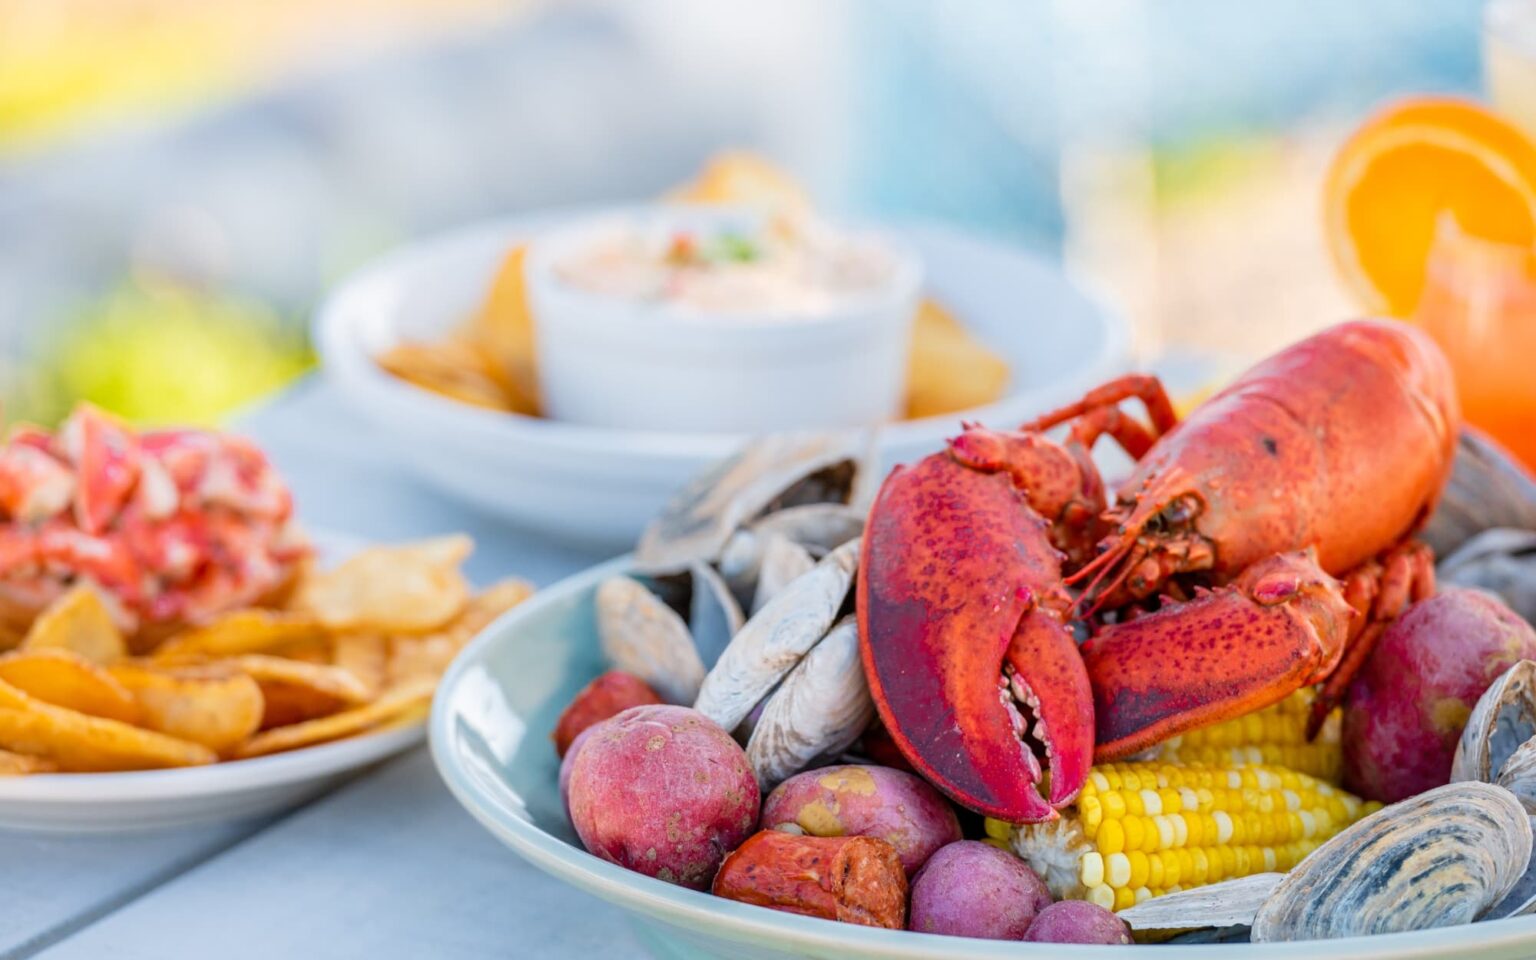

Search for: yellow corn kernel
xmin=1004 ymin=760 xmax=1374 ymax=913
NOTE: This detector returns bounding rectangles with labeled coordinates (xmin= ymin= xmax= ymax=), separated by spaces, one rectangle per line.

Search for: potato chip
xmin=452 ymin=578 xmax=534 ymax=641
xmin=904 ymin=299 xmax=1012 ymax=419
xmin=152 ymin=609 xmax=325 ymax=662
xmin=292 ymin=536 xmax=472 ymax=633
xmin=109 ymin=663 xmax=264 ymax=754
xmin=232 ymin=678 xmax=435 ymax=759
xmin=0 ymin=650 xmax=140 ymax=724
xmin=0 ymin=680 xmax=215 ymax=771
xmin=0 ymin=747 xmax=57 ymax=775
xmin=385 ymin=633 xmax=458 ymax=690
xmin=20 ymin=584 xmax=126 ymax=664
xmin=331 ymin=633 xmax=387 ymax=697
xmin=233 ymin=655 xmax=372 ymax=729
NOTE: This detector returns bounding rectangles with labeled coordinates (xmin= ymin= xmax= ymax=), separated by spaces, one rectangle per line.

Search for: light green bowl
xmin=430 ymin=556 xmax=1536 ymax=959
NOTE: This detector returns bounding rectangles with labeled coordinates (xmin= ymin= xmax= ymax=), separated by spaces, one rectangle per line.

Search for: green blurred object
xmin=18 ymin=278 xmax=313 ymax=428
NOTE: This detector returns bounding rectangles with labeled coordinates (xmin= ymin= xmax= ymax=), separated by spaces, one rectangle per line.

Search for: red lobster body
xmin=1079 ymin=320 xmax=1459 ymax=606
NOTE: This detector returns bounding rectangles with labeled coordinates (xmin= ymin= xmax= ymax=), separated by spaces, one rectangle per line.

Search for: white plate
xmin=0 ymin=529 xmax=425 ymax=834
xmin=0 ymin=723 xmax=424 ymax=833
xmin=316 ymin=213 xmax=1130 ymax=550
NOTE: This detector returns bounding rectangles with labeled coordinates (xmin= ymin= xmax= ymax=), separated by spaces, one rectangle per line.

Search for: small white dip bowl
xmin=524 ymin=206 xmax=923 ymax=432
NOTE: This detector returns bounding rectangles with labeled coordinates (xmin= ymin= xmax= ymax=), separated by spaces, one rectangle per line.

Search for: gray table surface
xmin=0 ymin=380 xmax=648 ymax=960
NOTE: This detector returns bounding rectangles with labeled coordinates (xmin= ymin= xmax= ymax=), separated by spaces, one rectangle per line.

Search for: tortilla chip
xmin=904 ymin=299 xmax=1011 ymax=419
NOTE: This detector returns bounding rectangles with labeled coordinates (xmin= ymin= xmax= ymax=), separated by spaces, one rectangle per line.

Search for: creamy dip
xmin=554 ymin=216 xmax=898 ymax=317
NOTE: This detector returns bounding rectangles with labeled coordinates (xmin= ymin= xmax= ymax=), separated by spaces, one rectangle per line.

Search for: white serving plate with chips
xmin=316 ymin=211 xmax=1129 ymax=550
xmin=0 ymin=529 xmax=445 ymax=834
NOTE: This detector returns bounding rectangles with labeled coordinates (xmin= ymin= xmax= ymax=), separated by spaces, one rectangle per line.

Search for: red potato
xmin=552 ymin=670 xmax=663 ymax=757
xmin=760 ymin=765 xmax=961 ymax=876
xmin=567 ymin=705 xmax=759 ymax=889
xmin=908 ymin=841 xmax=1052 ymax=939
xmin=559 ymin=725 xmax=596 ymax=809
xmin=1023 ymin=900 xmax=1131 ymax=944
xmin=1344 ymin=588 xmax=1536 ymax=802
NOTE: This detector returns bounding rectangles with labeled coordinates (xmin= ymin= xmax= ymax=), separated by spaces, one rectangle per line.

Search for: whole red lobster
xmin=858 ymin=320 xmax=1459 ymax=822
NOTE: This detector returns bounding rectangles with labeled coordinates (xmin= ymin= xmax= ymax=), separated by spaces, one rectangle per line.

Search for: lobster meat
xmin=859 ymin=320 xmax=1459 ymax=822
xmin=0 ymin=405 xmax=308 ymax=636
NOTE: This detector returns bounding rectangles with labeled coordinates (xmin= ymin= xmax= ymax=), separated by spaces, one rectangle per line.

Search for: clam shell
xmin=595 ymin=577 xmax=706 ymax=705
xmin=745 ymin=616 xmax=874 ymax=787
xmin=1117 ymin=873 xmax=1282 ymax=932
xmin=1250 ymin=781 xmax=1532 ymax=942
xmin=748 ymin=503 xmax=866 ymax=555
xmin=1440 ymin=529 xmax=1536 ymax=625
xmin=687 ymin=561 xmax=744 ymax=671
xmin=1498 ymin=739 xmax=1536 ymax=815
xmin=1424 ymin=429 xmax=1536 ymax=559
xmin=750 ymin=535 xmax=817 ymax=615
xmin=718 ymin=529 xmax=763 ymax=612
xmin=1451 ymin=660 xmax=1536 ymax=785
xmin=693 ymin=538 xmax=860 ymax=732
xmin=635 ymin=433 xmax=869 ymax=574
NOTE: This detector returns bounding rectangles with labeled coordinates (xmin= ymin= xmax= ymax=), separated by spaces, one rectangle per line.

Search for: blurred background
xmin=0 ymin=0 xmax=1484 ymax=427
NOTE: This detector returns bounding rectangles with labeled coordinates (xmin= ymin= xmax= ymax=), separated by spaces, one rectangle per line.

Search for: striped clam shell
xmin=1251 ymin=781 xmax=1532 ymax=941
xmin=1452 ymin=659 xmax=1536 ymax=785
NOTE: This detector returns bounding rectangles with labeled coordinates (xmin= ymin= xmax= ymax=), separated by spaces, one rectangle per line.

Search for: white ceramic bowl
xmin=316 ymin=211 xmax=1129 ymax=549
xmin=432 ymin=555 xmax=1536 ymax=960
xmin=525 ymin=206 xmax=922 ymax=432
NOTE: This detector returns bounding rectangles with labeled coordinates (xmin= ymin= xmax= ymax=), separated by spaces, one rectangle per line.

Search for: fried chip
xmin=109 ymin=663 xmax=264 ymax=754
xmin=0 ymin=650 xmax=140 ymax=724
xmin=20 ymin=584 xmax=127 ymax=664
xmin=377 ymin=338 xmax=512 ymax=412
xmin=233 ymin=655 xmax=372 ymax=729
xmin=152 ymin=609 xmax=326 ymax=663
xmin=232 ymin=678 xmax=436 ymax=759
xmin=292 ymin=535 xmax=472 ymax=633
xmin=467 ymin=245 xmax=540 ymax=415
xmin=0 ymin=679 xmax=215 ymax=771
xmin=904 ymin=299 xmax=1012 ymax=419
xmin=385 ymin=633 xmax=458 ymax=690
xmin=0 ymin=747 xmax=57 ymax=775
xmin=452 ymin=578 xmax=534 ymax=641
xmin=667 ymin=150 xmax=814 ymax=223
xmin=331 ymin=633 xmax=387 ymax=697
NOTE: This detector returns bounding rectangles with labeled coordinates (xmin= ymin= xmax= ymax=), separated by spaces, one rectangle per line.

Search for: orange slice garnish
xmin=1324 ymin=96 xmax=1536 ymax=316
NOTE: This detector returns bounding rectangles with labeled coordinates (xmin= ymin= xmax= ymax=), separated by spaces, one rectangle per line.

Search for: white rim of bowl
xmin=429 ymin=556 xmax=1536 ymax=960
xmin=315 ymin=214 xmax=1132 ymax=462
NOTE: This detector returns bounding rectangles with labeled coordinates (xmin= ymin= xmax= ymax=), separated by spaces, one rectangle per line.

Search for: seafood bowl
xmin=430 ymin=556 xmax=1536 ymax=960
xmin=316 ymin=211 xmax=1127 ymax=549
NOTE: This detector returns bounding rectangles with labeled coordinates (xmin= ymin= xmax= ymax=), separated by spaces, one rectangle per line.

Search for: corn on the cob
xmin=1145 ymin=689 xmax=1343 ymax=784
xmin=990 ymin=761 xmax=1379 ymax=913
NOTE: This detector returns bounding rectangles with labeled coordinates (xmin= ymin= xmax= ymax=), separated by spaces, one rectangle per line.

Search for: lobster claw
xmin=858 ymin=454 xmax=1094 ymax=823
xmin=1085 ymin=549 xmax=1357 ymax=760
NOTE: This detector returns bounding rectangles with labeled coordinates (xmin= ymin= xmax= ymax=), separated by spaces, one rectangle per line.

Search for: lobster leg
xmin=1305 ymin=541 xmax=1436 ymax=737
xmin=1084 ymin=550 xmax=1356 ymax=761
xmin=1021 ymin=374 xmax=1179 ymax=439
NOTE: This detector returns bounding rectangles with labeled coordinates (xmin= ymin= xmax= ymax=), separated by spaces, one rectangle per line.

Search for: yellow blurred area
xmin=16 ymin=278 xmax=313 ymax=427
xmin=0 ymin=0 xmax=513 ymax=151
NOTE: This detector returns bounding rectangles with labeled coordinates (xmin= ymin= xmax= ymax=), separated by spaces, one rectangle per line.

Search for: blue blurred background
xmin=0 ymin=0 xmax=1487 ymax=426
